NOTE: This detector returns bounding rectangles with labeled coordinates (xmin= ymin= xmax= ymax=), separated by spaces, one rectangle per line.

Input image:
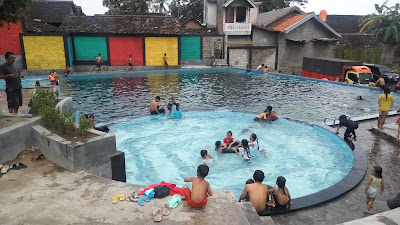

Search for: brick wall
xmin=180 ymin=37 xmax=201 ymax=60
xmin=252 ymin=49 xmax=276 ymax=70
xmin=0 ymin=21 xmax=22 ymax=55
xmin=202 ymin=37 xmax=213 ymax=60
xmin=109 ymin=37 xmax=143 ymax=66
xmin=228 ymin=49 xmax=249 ymax=68
xmin=74 ymin=37 xmax=108 ymax=61
xmin=145 ymin=37 xmax=178 ymax=66
xmin=22 ymin=36 xmax=66 ymax=70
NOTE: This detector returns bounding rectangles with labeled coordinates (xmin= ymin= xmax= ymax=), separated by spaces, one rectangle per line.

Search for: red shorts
xmin=183 ymin=186 xmax=207 ymax=208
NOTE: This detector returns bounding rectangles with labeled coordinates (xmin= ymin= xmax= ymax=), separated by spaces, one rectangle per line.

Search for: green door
xmin=180 ymin=37 xmax=201 ymax=60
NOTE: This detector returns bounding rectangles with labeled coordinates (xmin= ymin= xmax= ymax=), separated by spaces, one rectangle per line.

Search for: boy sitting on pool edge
xmin=183 ymin=164 xmax=212 ymax=208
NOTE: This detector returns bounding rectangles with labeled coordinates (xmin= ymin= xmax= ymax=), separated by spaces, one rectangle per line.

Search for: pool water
xmin=111 ymin=111 xmax=354 ymax=198
xmin=2 ymin=68 xmax=398 ymax=124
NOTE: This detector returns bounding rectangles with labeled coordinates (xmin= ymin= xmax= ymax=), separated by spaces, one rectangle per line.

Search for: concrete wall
xmin=31 ymin=125 xmax=116 ymax=179
xmin=205 ymin=2 xmax=217 ymax=28
xmin=145 ymin=37 xmax=178 ymax=66
xmin=286 ymin=19 xmax=336 ymax=40
xmin=22 ymin=36 xmax=66 ymax=70
xmin=67 ymin=36 xmax=74 ymax=67
xmin=277 ymin=35 xmax=335 ymax=74
xmin=334 ymin=45 xmax=395 ymax=65
xmin=180 ymin=37 xmax=201 ymax=60
xmin=74 ymin=37 xmax=108 ymax=61
xmin=252 ymin=28 xmax=277 ymax=46
xmin=229 ymin=49 xmax=249 ymax=68
xmin=252 ymin=48 xmax=276 ymax=69
xmin=109 ymin=37 xmax=143 ymax=66
xmin=0 ymin=117 xmax=42 ymax=164
xmin=56 ymin=97 xmax=73 ymax=113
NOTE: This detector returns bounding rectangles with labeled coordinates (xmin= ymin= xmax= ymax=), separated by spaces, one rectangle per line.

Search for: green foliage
xmin=258 ymin=0 xmax=308 ymax=13
xmin=29 ymin=89 xmax=57 ymax=115
xmin=0 ymin=0 xmax=32 ymax=27
xmin=359 ymin=1 xmax=400 ymax=45
xmin=41 ymin=107 xmax=75 ymax=134
xmin=78 ymin=115 xmax=91 ymax=136
xmin=170 ymin=0 xmax=202 ymax=22
xmin=102 ymin=0 xmax=149 ymax=14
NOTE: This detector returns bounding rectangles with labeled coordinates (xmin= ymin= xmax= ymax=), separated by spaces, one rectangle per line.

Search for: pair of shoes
xmin=1 ymin=165 xmax=10 ymax=174
xmin=112 ymin=193 xmax=126 ymax=204
xmin=137 ymin=196 xmax=151 ymax=206
xmin=126 ymin=191 xmax=140 ymax=202
xmin=9 ymin=163 xmax=28 ymax=170
xmin=32 ymin=153 xmax=44 ymax=161
xmin=153 ymin=204 xmax=172 ymax=222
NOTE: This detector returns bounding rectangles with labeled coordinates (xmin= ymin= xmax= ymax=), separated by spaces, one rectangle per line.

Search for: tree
xmin=169 ymin=0 xmax=203 ymax=23
xmin=0 ymin=0 xmax=32 ymax=27
xmin=359 ymin=1 xmax=400 ymax=45
xmin=258 ymin=0 xmax=308 ymax=13
xmin=150 ymin=0 xmax=168 ymax=14
xmin=102 ymin=0 xmax=149 ymax=14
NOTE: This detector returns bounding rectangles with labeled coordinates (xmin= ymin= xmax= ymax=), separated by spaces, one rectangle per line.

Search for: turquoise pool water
xmin=1 ymin=68 xmax=398 ymax=124
xmin=111 ymin=111 xmax=354 ymax=198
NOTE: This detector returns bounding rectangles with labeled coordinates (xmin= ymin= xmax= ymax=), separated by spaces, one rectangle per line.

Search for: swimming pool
xmin=1 ymin=68 xmax=397 ymax=124
xmin=111 ymin=111 xmax=354 ymax=199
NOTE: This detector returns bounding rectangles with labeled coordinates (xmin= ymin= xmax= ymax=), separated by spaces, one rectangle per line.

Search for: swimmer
xmin=233 ymin=139 xmax=252 ymax=160
xmin=343 ymin=104 xmax=370 ymax=112
xmin=215 ymin=141 xmax=226 ymax=152
xmin=200 ymin=150 xmax=213 ymax=166
xmin=249 ymin=133 xmax=265 ymax=153
xmin=223 ymin=131 xmax=236 ymax=148
xmin=167 ymin=96 xmax=179 ymax=113
xmin=35 ymin=81 xmax=41 ymax=87
xmin=255 ymin=106 xmax=278 ymax=121
xmin=239 ymin=127 xmax=253 ymax=134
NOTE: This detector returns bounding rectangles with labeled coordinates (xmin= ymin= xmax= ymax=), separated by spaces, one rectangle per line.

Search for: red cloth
xmin=223 ymin=137 xmax=234 ymax=143
xmin=139 ymin=181 xmax=183 ymax=196
xmin=267 ymin=112 xmax=279 ymax=120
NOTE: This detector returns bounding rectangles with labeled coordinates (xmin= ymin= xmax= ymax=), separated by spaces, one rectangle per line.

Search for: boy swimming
xmin=183 ymin=165 xmax=213 ymax=208
xmin=200 ymin=150 xmax=213 ymax=166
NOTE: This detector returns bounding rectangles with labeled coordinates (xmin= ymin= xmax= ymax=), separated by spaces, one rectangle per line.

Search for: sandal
xmin=132 ymin=191 xmax=140 ymax=200
xmin=137 ymin=197 xmax=144 ymax=206
xmin=153 ymin=208 xmax=162 ymax=222
xmin=162 ymin=204 xmax=171 ymax=216
xmin=112 ymin=195 xmax=119 ymax=204
xmin=1 ymin=165 xmax=10 ymax=174
xmin=118 ymin=193 xmax=125 ymax=201
xmin=125 ymin=196 xmax=138 ymax=202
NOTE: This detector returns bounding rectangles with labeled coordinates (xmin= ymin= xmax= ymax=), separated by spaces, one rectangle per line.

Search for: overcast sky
xmin=72 ymin=0 xmax=399 ymax=16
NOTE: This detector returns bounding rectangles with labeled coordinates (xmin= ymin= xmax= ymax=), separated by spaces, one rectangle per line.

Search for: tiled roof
xmin=24 ymin=18 xmax=59 ymax=32
xmin=267 ymin=13 xmax=311 ymax=32
xmin=59 ymin=15 xmax=219 ymax=35
xmin=326 ymin=15 xmax=364 ymax=34
xmin=24 ymin=1 xmax=84 ymax=25
xmin=257 ymin=6 xmax=303 ymax=26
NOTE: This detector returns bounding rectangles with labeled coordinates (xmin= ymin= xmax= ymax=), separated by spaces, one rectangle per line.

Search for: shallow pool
xmin=111 ymin=111 xmax=353 ymax=198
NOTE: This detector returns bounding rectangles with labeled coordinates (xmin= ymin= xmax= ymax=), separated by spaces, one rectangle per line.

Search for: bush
xmin=41 ymin=107 xmax=76 ymax=134
xmin=78 ymin=114 xmax=91 ymax=136
xmin=29 ymin=89 xmax=57 ymax=115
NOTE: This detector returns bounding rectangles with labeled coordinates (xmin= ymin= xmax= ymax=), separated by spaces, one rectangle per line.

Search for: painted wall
xmin=0 ymin=21 xmax=22 ymax=55
xmin=109 ymin=37 xmax=143 ymax=66
xmin=180 ymin=37 xmax=201 ymax=60
xmin=74 ymin=37 xmax=108 ymax=61
xmin=23 ymin=36 xmax=66 ymax=70
xmin=67 ymin=36 xmax=73 ymax=67
xmin=145 ymin=37 xmax=178 ymax=66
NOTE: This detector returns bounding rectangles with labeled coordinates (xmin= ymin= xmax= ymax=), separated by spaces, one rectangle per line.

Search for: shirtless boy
xmin=183 ymin=164 xmax=212 ymax=208
xmin=150 ymin=96 xmax=165 ymax=115
xmin=239 ymin=170 xmax=268 ymax=214
xmin=94 ymin=54 xmax=103 ymax=73
xmin=162 ymin=53 xmax=169 ymax=70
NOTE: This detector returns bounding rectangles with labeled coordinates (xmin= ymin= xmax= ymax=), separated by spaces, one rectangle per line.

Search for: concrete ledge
xmin=341 ymin=207 xmax=400 ymax=225
xmin=370 ymin=123 xmax=400 ymax=145
xmin=55 ymin=97 xmax=73 ymax=113
xmin=31 ymin=125 xmax=117 ymax=179
xmin=0 ymin=117 xmax=42 ymax=164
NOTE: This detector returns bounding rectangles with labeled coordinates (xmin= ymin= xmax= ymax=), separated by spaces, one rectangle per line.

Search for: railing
xmin=223 ymin=23 xmax=252 ymax=35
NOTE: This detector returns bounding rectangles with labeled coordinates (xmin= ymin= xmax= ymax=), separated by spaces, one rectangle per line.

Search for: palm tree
xmin=359 ymin=1 xmax=400 ymax=45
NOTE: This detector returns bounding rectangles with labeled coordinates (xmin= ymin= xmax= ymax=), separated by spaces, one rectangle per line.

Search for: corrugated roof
xmin=24 ymin=18 xmax=59 ymax=33
xmin=24 ymin=1 xmax=84 ymax=25
xmin=257 ymin=6 xmax=303 ymax=26
xmin=267 ymin=13 xmax=311 ymax=32
xmin=59 ymin=15 xmax=219 ymax=35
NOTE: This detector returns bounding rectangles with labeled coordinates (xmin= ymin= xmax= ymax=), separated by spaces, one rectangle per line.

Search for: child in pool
xmin=365 ymin=166 xmax=384 ymax=214
xmin=174 ymin=103 xmax=182 ymax=118
xmin=249 ymin=133 xmax=265 ymax=153
xmin=223 ymin=131 xmax=239 ymax=148
xmin=267 ymin=176 xmax=293 ymax=207
xmin=200 ymin=150 xmax=213 ymax=166
xmin=233 ymin=139 xmax=252 ymax=160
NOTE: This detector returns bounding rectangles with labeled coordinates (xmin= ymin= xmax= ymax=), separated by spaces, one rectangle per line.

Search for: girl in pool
xmin=248 ymin=133 xmax=265 ymax=153
xmin=365 ymin=166 xmax=384 ymax=214
xmin=223 ymin=131 xmax=239 ymax=148
xmin=233 ymin=139 xmax=252 ymax=160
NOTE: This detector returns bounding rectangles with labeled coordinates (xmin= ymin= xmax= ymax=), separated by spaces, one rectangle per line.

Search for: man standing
xmin=0 ymin=52 xmax=24 ymax=113
xmin=162 ymin=53 xmax=169 ymax=70
xmin=94 ymin=53 xmax=103 ymax=73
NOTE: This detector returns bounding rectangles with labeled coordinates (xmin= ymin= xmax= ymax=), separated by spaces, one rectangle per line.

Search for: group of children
xmin=150 ymin=96 xmax=182 ymax=118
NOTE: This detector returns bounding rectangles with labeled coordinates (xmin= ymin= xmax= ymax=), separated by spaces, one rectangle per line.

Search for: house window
xmin=225 ymin=7 xmax=234 ymax=23
xmin=236 ymin=7 xmax=246 ymax=23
